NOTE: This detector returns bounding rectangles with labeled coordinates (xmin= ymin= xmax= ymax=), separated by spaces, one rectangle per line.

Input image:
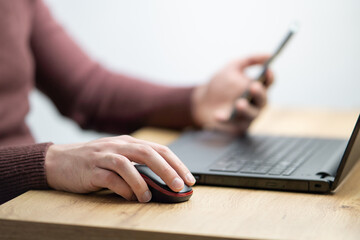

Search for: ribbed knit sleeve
xmin=0 ymin=143 xmax=52 ymax=204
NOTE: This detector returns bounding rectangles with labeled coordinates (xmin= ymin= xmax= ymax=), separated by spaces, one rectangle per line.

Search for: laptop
xmin=168 ymin=114 xmax=360 ymax=193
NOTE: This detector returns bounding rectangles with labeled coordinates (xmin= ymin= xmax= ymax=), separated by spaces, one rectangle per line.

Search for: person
xmin=0 ymin=0 xmax=273 ymax=204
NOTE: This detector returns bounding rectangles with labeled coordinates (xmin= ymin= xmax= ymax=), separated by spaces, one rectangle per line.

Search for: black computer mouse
xmin=135 ymin=164 xmax=193 ymax=203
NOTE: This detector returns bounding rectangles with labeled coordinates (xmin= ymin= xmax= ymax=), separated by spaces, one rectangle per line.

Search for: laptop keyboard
xmin=209 ymin=136 xmax=338 ymax=176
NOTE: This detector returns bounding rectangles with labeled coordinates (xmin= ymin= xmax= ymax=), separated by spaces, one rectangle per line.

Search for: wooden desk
xmin=1 ymin=107 xmax=360 ymax=240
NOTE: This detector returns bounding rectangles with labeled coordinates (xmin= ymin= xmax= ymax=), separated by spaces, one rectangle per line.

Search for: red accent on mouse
xmin=135 ymin=164 xmax=193 ymax=203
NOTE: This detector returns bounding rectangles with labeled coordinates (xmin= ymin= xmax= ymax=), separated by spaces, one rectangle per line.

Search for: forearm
xmin=0 ymin=143 xmax=52 ymax=204
xmin=75 ymin=71 xmax=196 ymax=134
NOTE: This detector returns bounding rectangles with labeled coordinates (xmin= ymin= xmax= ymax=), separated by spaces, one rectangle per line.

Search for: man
xmin=0 ymin=0 xmax=273 ymax=204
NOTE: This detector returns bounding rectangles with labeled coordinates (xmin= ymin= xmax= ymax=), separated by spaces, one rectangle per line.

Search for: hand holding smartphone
xmin=229 ymin=22 xmax=299 ymax=120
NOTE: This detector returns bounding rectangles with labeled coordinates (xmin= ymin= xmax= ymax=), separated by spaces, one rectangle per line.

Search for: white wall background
xmin=27 ymin=0 xmax=360 ymax=144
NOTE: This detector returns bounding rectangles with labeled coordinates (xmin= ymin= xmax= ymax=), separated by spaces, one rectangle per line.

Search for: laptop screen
xmin=332 ymin=114 xmax=360 ymax=190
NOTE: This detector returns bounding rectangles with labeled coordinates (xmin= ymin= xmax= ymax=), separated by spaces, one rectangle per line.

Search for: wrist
xmin=44 ymin=144 xmax=61 ymax=190
xmin=191 ymin=84 xmax=206 ymax=127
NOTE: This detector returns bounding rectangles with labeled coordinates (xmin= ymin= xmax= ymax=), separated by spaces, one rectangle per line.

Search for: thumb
xmin=236 ymin=54 xmax=271 ymax=70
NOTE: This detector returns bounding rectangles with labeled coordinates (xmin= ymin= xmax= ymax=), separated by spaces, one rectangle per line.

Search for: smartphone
xmin=229 ymin=22 xmax=299 ymax=120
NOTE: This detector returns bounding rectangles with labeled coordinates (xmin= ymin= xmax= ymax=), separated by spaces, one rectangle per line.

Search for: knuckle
xmin=87 ymin=151 xmax=99 ymax=162
xmin=157 ymin=145 xmax=171 ymax=155
xmin=137 ymin=145 xmax=153 ymax=157
xmin=109 ymin=154 xmax=128 ymax=169
xmin=103 ymin=153 xmax=114 ymax=162
xmin=229 ymin=76 xmax=249 ymax=92
xmin=119 ymin=135 xmax=134 ymax=142
xmin=107 ymin=140 xmax=126 ymax=150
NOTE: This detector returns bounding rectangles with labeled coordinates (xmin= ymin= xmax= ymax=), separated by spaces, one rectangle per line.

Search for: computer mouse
xmin=135 ymin=164 xmax=193 ymax=203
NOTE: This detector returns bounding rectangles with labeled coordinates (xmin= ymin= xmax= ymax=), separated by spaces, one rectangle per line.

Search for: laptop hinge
xmin=317 ymin=172 xmax=335 ymax=181
xmin=316 ymin=172 xmax=335 ymax=187
xmin=323 ymin=176 xmax=335 ymax=190
xmin=323 ymin=175 xmax=335 ymax=183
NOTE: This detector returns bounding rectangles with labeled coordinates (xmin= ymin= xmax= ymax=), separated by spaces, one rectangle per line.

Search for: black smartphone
xmin=229 ymin=22 xmax=299 ymax=120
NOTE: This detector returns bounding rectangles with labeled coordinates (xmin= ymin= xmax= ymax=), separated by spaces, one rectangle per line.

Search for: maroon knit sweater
xmin=0 ymin=0 xmax=194 ymax=204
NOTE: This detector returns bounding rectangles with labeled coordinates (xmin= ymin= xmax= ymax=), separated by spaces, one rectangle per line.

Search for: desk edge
xmin=0 ymin=218 xmax=247 ymax=240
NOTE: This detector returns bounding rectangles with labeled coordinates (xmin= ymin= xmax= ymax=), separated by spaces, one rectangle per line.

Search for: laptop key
xmin=254 ymin=165 xmax=273 ymax=174
xmin=224 ymin=162 xmax=245 ymax=172
xmin=240 ymin=164 xmax=260 ymax=173
xmin=268 ymin=167 xmax=286 ymax=175
xmin=209 ymin=166 xmax=226 ymax=172
xmin=268 ymin=160 xmax=292 ymax=175
xmin=210 ymin=157 xmax=248 ymax=172
xmin=282 ymin=166 xmax=298 ymax=176
xmin=209 ymin=161 xmax=228 ymax=171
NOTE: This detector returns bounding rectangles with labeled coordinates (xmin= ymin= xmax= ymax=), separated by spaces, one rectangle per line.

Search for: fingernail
xmin=186 ymin=172 xmax=196 ymax=185
xmin=140 ymin=190 xmax=152 ymax=203
xmin=172 ymin=177 xmax=184 ymax=190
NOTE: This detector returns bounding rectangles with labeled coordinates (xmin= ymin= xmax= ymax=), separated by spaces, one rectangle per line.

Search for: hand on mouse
xmin=191 ymin=55 xmax=274 ymax=135
xmin=44 ymin=135 xmax=196 ymax=203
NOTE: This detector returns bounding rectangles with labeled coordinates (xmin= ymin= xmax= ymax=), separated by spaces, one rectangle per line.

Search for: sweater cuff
xmin=146 ymin=86 xmax=197 ymax=129
xmin=0 ymin=142 xmax=53 ymax=204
